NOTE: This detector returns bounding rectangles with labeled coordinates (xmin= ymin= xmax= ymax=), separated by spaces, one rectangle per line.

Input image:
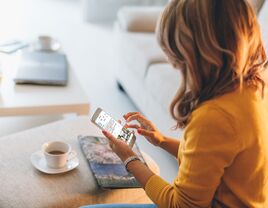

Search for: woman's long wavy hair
xmin=157 ymin=0 xmax=267 ymax=128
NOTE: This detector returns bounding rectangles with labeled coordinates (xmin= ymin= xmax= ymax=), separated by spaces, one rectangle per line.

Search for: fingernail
xmin=137 ymin=129 xmax=141 ymax=134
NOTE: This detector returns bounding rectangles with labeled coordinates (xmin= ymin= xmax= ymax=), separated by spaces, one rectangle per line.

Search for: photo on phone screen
xmin=91 ymin=108 xmax=136 ymax=147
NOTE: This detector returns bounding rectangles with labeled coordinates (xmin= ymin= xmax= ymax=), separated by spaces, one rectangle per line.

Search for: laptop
xmin=14 ymin=51 xmax=68 ymax=86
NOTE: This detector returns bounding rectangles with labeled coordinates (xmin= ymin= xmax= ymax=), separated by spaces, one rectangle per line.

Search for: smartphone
xmin=91 ymin=108 xmax=136 ymax=147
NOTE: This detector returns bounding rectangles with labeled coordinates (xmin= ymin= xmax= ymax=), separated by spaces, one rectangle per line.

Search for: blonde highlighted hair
xmin=157 ymin=0 xmax=267 ymax=128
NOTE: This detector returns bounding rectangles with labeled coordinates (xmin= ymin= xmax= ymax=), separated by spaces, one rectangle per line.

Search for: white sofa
xmin=82 ymin=0 xmax=168 ymax=22
xmin=114 ymin=0 xmax=268 ymax=138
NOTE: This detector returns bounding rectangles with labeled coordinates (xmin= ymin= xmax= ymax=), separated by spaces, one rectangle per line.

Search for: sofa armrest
xmin=117 ymin=6 xmax=163 ymax=33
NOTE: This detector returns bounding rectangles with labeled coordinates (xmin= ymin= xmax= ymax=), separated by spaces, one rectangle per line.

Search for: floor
xmin=0 ymin=0 xmax=178 ymax=182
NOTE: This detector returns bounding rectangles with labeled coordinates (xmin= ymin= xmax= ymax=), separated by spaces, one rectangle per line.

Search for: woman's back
xmin=177 ymin=85 xmax=268 ymax=207
xmin=212 ymin=86 xmax=268 ymax=207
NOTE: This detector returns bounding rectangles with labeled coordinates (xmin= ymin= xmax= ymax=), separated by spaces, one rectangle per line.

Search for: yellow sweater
xmin=145 ymin=86 xmax=268 ymax=208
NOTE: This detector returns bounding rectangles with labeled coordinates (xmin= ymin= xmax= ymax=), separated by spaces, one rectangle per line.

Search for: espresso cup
xmin=42 ymin=141 xmax=76 ymax=169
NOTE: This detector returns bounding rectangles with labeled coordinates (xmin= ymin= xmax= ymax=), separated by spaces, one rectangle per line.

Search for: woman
xmin=83 ymin=0 xmax=268 ymax=207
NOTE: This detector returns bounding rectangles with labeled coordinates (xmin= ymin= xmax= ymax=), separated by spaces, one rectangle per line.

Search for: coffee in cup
xmin=42 ymin=141 xmax=76 ymax=169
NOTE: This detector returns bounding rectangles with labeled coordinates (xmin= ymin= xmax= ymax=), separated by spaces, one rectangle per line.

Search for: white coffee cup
xmin=38 ymin=35 xmax=53 ymax=51
xmin=42 ymin=141 xmax=76 ymax=169
xmin=33 ymin=35 xmax=60 ymax=52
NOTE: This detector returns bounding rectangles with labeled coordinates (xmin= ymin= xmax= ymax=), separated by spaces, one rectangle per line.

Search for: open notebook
xmin=78 ymin=135 xmax=146 ymax=189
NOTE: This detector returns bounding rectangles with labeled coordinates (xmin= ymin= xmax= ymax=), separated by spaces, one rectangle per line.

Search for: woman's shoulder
xmin=192 ymin=86 xmax=260 ymax=122
xmin=185 ymin=89 xmax=244 ymax=136
xmin=187 ymin=86 xmax=264 ymax=139
xmin=189 ymin=100 xmax=235 ymax=131
xmin=183 ymin=100 xmax=241 ymax=151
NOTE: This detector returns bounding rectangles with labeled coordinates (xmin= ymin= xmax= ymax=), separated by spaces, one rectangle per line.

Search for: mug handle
xmin=67 ymin=150 xmax=77 ymax=162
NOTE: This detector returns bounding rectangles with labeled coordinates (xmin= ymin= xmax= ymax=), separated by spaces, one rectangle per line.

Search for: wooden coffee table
xmin=0 ymin=116 xmax=159 ymax=207
xmin=0 ymin=52 xmax=89 ymax=116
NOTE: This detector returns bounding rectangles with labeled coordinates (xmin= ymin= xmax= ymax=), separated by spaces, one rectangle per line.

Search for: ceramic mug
xmin=42 ymin=141 xmax=76 ymax=169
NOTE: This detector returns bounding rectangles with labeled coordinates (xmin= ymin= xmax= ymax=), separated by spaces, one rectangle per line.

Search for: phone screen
xmin=95 ymin=110 xmax=133 ymax=143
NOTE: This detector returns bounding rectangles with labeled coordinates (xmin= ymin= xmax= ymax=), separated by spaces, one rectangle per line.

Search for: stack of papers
xmin=0 ymin=40 xmax=28 ymax=54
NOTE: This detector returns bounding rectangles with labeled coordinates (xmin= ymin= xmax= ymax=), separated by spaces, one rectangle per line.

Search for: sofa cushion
xmin=115 ymin=28 xmax=167 ymax=78
xmin=145 ymin=63 xmax=181 ymax=113
xmin=83 ymin=0 xmax=167 ymax=22
xmin=258 ymin=0 xmax=268 ymax=52
xmin=117 ymin=6 xmax=163 ymax=33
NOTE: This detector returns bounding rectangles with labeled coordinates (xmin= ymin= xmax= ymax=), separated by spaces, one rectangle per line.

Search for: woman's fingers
xmin=126 ymin=114 xmax=148 ymax=125
xmin=125 ymin=124 xmax=140 ymax=129
xmin=119 ymin=119 xmax=138 ymax=129
xmin=125 ymin=113 xmax=143 ymax=121
xmin=137 ymin=128 xmax=155 ymax=138
xmin=123 ymin=112 xmax=140 ymax=120
xmin=124 ymin=112 xmax=149 ymax=126
xmin=124 ymin=112 xmax=154 ymax=131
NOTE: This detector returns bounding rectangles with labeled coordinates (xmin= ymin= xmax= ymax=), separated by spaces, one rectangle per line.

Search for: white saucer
xmin=32 ymin=40 xmax=61 ymax=52
xmin=30 ymin=151 xmax=79 ymax=174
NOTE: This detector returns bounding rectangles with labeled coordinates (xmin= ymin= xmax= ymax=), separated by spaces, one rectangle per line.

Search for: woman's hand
xmin=102 ymin=130 xmax=136 ymax=162
xmin=102 ymin=130 xmax=155 ymax=190
xmin=123 ymin=112 xmax=165 ymax=146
